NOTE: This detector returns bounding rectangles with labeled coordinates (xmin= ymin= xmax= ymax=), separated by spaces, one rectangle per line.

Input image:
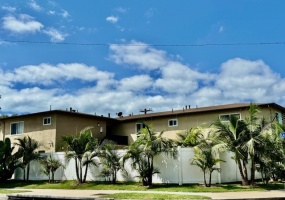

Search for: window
xmin=136 ymin=123 xmax=146 ymax=133
xmin=219 ymin=113 xmax=241 ymax=122
xmin=10 ymin=122 xmax=24 ymax=135
xmin=168 ymin=119 xmax=178 ymax=127
xmin=43 ymin=117 xmax=51 ymax=125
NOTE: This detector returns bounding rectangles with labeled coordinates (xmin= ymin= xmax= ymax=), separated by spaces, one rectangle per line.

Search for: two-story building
xmin=0 ymin=103 xmax=284 ymax=152
xmin=0 ymin=108 xmax=119 ymax=152
xmin=113 ymin=103 xmax=285 ymax=144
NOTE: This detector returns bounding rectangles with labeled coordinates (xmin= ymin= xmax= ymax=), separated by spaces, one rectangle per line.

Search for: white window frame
xmin=219 ymin=113 xmax=241 ymax=122
xmin=168 ymin=119 xmax=178 ymax=127
xmin=135 ymin=123 xmax=146 ymax=133
xmin=43 ymin=117 xmax=51 ymax=125
xmin=10 ymin=121 xmax=24 ymax=135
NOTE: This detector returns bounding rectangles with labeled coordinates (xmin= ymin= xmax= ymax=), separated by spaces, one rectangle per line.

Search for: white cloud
xmin=109 ymin=41 xmax=285 ymax=108
xmin=48 ymin=10 xmax=55 ymax=15
xmin=28 ymin=0 xmax=42 ymax=11
xmin=2 ymin=6 xmax=16 ymax=12
xmin=61 ymin=10 xmax=70 ymax=18
xmin=110 ymin=41 xmax=215 ymax=94
xmin=190 ymin=87 xmax=223 ymax=106
xmin=1 ymin=63 xmax=114 ymax=87
xmin=118 ymin=75 xmax=153 ymax=92
xmin=110 ymin=41 xmax=167 ymax=70
xmin=216 ymin=58 xmax=279 ymax=90
xmin=2 ymin=14 xmax=43 ymax=33
xmin=154 ymin=62 xmax=213 ymax=94
xmin=43 ymin=28 xmax=67 ymax=42
xmin=215 ymin=58 xmax=281 ymax=101
xmin=106 ymin=16 xmax=118 ymax=23
xmin=1 ymin=41 xmax=285 ymax=116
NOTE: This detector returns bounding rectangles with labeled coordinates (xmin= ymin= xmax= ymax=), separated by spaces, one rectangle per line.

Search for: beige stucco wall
xmin=2 ymin=113 xmax=57 ymax=153
xmin=2 ymin=112 xmax=109 ymax=152
xmin=0 ymin=104 xmax=282 ymax=150
xmin=55 ymin=114 xmax=107 ymax=151
xmin=7 ymin=130 xmax=56 ymax=152
xmin=114 ymin=106 xmax=280 ymax=143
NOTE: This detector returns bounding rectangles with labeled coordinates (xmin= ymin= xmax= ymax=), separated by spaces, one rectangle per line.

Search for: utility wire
xmin=2 ymin=39 xmax=285 ymax=47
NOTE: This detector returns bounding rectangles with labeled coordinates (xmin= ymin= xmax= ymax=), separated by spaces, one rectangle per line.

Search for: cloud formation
xmin=27 ymin=0 xmax=42 ymax=11
xmin=2 ymin=13 xmax=67 ymax=42
xmin=106 ymin=16 xmax=118 ymax=23
xmin=42 ymin=28 xmax=67 ymax=42
xmin=61 ymin=10 xmax=70 ymax=18
xmin=110 ymin=41 xmax=167 ymax=70
xmin=2 ymin=14 xmax=43 ymax=33
xmin=1 ymin=63 xmax=113 ymax=86
xmin=1 ymin=41 xmax=285 ymax=116
xmin=2 ymin=6 xmax=16 ymax=12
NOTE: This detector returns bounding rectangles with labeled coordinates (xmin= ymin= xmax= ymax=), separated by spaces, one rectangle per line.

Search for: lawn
xmin=0 ymin=180 xmax=283 ymax=192
xmin=104 ymin=193 xmax=211 ymax=199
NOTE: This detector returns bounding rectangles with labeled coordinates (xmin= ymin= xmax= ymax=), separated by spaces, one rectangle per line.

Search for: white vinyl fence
xmin=13 ymin=147 xmax=261 ymax=184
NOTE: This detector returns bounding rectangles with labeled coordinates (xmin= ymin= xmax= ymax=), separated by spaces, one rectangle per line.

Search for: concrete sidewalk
xmin=3 ymin=188 xmax=285 ymax=200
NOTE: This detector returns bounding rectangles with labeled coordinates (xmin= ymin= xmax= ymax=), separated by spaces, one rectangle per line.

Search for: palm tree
xmin=40 ymin=155 xmax=65 ymax=183
xmin=243 ymin=103 xmax=272 ymax=185
xmin=214 ymin=103 xmax=273 ymax=186
xmin=213 ymin=116 xmax=250 ymax=185
xmin=99 ymin=141 xmax=124 ymax=183
xmin=61 ymin=126 xmax=99 ymax=184
xmin=176 ymin=127 xmax=204 ymax=147
xmin=190 ymin=146 xmax=224 ymax=187
xmin=254 ymin=122 xmax=285 ymax=183
xmin=123 ymin=122 xmax=177 ymax=186
xmin=0 ymin=138 xmax=22 ymax=181
xmin=15 ymin=136 xmax=40 ymax=182
xmin=178 ymin=127 xmax=224 ymax=187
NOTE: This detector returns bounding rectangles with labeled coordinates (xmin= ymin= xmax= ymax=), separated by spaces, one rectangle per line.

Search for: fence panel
xmin=13 ymin=148 xmax=260 ymax=184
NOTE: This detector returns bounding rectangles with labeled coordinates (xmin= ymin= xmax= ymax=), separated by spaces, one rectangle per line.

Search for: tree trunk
xmin=79 ymin=159 xmax=83 ymax=183
xmin=242 ymin=160 xmax=249 ymax=185
xmin=142 ymin=178 xmax=148 ymax=186
xmin=83 ymin=163 xmax=88 ymax=183
xmin=112 ymin=169 xmax=117 ymax=184
xmin=209 ymin=172 xmax=212 ymax=187
xmin=237 ymin=159 xmax=249 ymax=185
xmin=260 ymin=169 xmax=265 ymax=184
xmin=48 ymin=171 xmax=51 ymax=183
xmin=23 ymin=167 xmax=26 ymax=181
xmin=26 ymin=163 xmax=30 ymax=182
xmin=147 ymin=157 xmax=153 ymax=186
xmin=250 ymin=156 xmax=255 ymax=186
xmin=203 ymin=171 xmax=207 ymax=187
xmin=51 ymin=171 xmax=55 ymax=183
xmin=75 ymin=158 xmax=80 ymax=183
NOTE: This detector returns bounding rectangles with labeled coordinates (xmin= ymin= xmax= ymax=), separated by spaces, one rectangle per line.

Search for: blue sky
xmin=1 ymin=0 xmax=285 ymax=117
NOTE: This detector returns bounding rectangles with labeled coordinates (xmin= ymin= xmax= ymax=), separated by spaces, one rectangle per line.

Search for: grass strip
xmin=104 ymin=193 xmax=211 ymax=199
xmin=0 ymin=180 xmax=283 ymax=193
